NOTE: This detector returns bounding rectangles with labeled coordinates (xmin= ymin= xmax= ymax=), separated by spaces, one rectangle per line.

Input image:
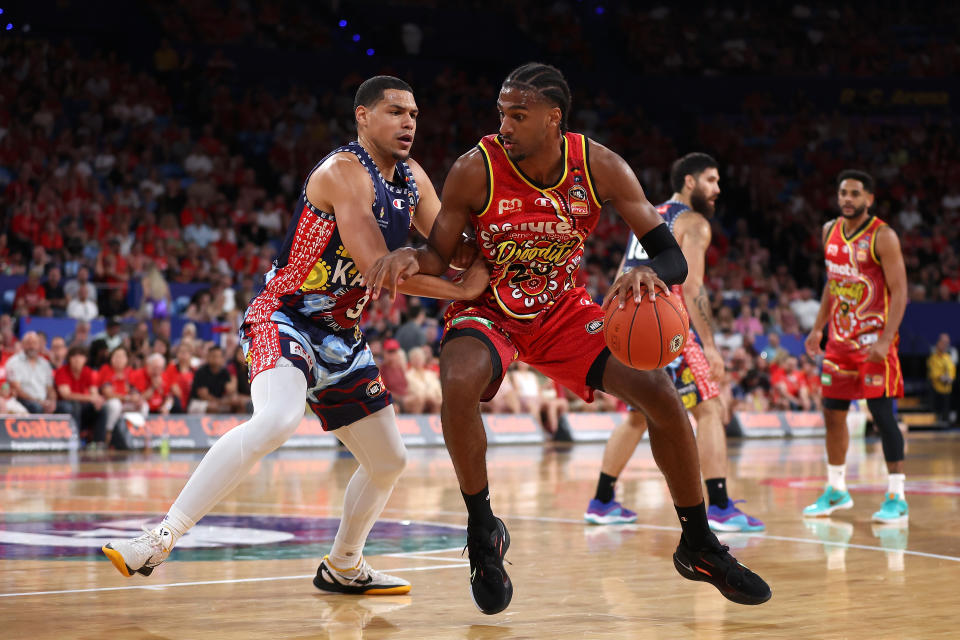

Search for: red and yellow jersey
xmin=472 ymin=132 xmax=603 ymax=331
xmin=823 ymin=215 xmax=893 ymax=356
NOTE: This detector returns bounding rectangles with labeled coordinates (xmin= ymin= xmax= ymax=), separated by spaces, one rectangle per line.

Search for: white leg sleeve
xmin=328 ymin=405 xmax=407 ymax=566
xmin=103 ymin=398 xmax=123 ymax=440
xmin=162 ymin=365 xmax=307 ymax=538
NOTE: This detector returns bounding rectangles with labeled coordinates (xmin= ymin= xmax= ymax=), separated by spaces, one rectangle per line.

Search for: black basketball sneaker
xmin=465 ymin=517 xmax=513 ymax=614
xmin=673 ymin=535 xmax=772 ymax=605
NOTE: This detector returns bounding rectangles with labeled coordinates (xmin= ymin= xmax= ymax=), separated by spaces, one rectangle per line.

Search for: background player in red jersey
xmin=367 ymin=63 xmax=771 ymax=613
xmin=803 ymin=170 xmax=909 ymax=523
xmin=586 ymin=153 xmax=764 ymax=533
xmin=102 ymin=76 xmax=489 ymax=595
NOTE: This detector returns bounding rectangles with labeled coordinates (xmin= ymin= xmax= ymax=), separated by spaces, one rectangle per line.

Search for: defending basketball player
xmin=101 ymin=76 xmax=489 ymax=594
xmin=366 ymin=63 xmax=771 ymax=613
xmin=585 ymin=153 xmax=765 ymax=533
xmin=803 ymin=170 xmax=909 ymax=523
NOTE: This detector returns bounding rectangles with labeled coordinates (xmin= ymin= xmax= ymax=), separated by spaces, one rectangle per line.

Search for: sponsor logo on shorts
xmin=450 ymin=315 xmax=494 ymax=330
xmin=867 ymin=374 xmax=884 ymax=387
xmin=366 ymin=378 xmax=385 ymax=397
xmin=858 ymin=333 xmax=879 ymax=346
xmin=585 ymin=319 xmax=603 ymax=334
xmin=821 ymin=373 xmax=833 ymax=385
xmin=288 ymin=340 xmax=311 ymax=363
xmin=669 ymin=334 xmax=684 ymax=353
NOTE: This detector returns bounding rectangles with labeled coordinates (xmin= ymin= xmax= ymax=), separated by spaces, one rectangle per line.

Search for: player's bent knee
xmin=244 ymin=402 xmax=305 ymax=454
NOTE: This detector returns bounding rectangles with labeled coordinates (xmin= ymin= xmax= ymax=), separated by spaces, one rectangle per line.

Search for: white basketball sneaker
xmin=313 ymin=555 xmax=411 ymax=595
xmin=102 ymin=526 xmax=175 ymax=577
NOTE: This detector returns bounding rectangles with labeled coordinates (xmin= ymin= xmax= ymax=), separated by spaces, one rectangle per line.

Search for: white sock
xmin=887 ymin=473 xmax=905 ymax=497
xmin=328 ymin=406 xmax=406 ymax=569
xmin=165 ymin=366 xmax=307 ymax=537
xmin=159 ymin=505 xmax=195 ymax=546
xmin=828 ymin=464 xmax=847 ymax=492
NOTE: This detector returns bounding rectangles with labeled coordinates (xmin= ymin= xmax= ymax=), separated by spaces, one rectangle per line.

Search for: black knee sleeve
xmin=823 ymin=397 xmax=850 ymax=411
xmin=866 ymin=397 xmax=904 ymax=463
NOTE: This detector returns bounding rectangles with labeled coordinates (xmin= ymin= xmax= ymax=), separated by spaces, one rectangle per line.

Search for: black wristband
xmin=638 ymin=224 xmax=688 ymax=285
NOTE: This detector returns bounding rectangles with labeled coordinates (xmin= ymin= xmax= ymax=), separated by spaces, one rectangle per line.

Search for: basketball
xmin=603 ymin=292 xmax=689 ymax=369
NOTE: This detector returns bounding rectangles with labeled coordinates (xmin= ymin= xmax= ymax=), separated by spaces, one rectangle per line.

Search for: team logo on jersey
xmin=585 ymin=319 xmax=603 ymax=334
xmin=669 ymin=334 xmax=684 ymax=353
xmin=568 ymin=186 xmax=588 ymax=202
xmin=366 ymin=377 xmax=385 ymax=397
xmin=302 ymin=258 xmax=331 ymax=291
xmin=498 ymin=198 xmax=522 ymax=215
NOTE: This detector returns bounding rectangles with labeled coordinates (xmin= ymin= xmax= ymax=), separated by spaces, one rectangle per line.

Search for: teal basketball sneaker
xmin=871 ymin=493 xmax=909 ymax=524
xmin=802 ymin=486 xmax=853 ymax=517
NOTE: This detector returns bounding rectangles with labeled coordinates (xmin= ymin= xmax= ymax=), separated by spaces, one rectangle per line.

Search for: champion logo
xmin=392 ymin=198 xmax=403 ymax=209
xmin=534 ymin=196 xmax=553 ymax=208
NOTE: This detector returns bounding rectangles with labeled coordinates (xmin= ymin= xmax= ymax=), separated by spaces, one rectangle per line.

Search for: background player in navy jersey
xmin=102 ymin=76 xmax=489 ymax=595
xmin=586 ymin=153 xmax=765 ymax=533
xmin=367 ymin=63 xmax=771 ymax=613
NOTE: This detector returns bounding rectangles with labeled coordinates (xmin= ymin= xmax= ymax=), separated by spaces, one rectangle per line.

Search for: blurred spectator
xmin=99 ymin=346 xmax=147 ymax=447
xmin=732 ymin=304 xmax=764 ymax=345
xmin=67 ymin=284 xmax=99 ymax=321
xmin=45 ymin=266 xmax=67 ymax=316
xmin=6 ymin=332 xmax=58 ymax=414
xmin=129 ymin=353 xmax=177 ymax=415
xmin=188 ymin=345 xmax=235 ymax=413
xmin=395 ymin=305 xmax=428 ymax=353
xmin=227 ymin=345 xmax=252 ymax=413
xmin=928 ymin=333 xmax=956 ymax=425
xmin=0 ymin=382 xmax=29 ymax=415
xmin=380 ymin=339 xmax=409 ymax=412
xmin=55 ymin=345 xmax=109 ymax=447
xmin=14 ymin=268 xmax=48 ymax=316
xmin=64 ymin=267 xmax=97 ymax=304
xmin=760 ymin=332 xmax=789 ymax=366
xmin=511 ymin=362 xmax=545 ymax=417
xmin=164 ymin=341 xmax=196 ymax=410
xmin=789 ymin=288 xmax=821 ymax=333
xmin=69 ymin=320 xmax=93 ymax=348
xmin=48 ymin=336 xmax=68 ymax=370
xmin=714 ymin=307 xmax=744 ymax=354
xmin=404 ymin=346 xmax=442 ymax=414
xmin=771 ymin=356 xmax=812 ymax=411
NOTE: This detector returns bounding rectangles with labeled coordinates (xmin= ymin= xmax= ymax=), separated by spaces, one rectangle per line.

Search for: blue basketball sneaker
xmin=707 ymin=500 xmax=765 ymax=532
xmin=584 ymin=499 xmax=638 ymax=525
xmin=802 ymin=486 xmax=853 ymax=517
xmin=872 ymin=493 xmax=909 ymax=524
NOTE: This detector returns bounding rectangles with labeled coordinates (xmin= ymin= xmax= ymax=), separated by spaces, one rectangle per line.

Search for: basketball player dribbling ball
xmin=366 ymin=63 xmax=771 ymax=613
xmin=586 ymin=153 xmax=764 ymax=533
xmin=803 ymin=170 xmax=909 ymax=523
xmin=102 ymin=76 xmax=489 ymax=595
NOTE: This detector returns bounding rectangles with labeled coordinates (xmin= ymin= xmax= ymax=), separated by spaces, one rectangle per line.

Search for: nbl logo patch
xmin=585 ymin=319 xmax=603 ymax=334
xmin=669 ymin=334 xmax=684 ymax=353
xmin=366 ymin=378 xmax=385 ymax=397
xmin=568 ymin=186 xmax=587 ymax=202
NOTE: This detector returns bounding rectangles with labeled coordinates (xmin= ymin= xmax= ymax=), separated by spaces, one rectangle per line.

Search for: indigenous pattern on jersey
xmin=462 ymin=132 xmax=603 ymax=332
xmin=622 ymin=199 xmax=718 ymax=404
xmin=823 ymin=216 xmax=893 ymax=356
xmin=239 ymin=141 xmax=418 ymax=429
xmin=821 ymin=215 xmax=902 ymax=399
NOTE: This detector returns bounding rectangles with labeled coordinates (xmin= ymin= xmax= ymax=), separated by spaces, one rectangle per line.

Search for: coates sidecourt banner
xmin=0 ymin=414 xmax=79 ymax=451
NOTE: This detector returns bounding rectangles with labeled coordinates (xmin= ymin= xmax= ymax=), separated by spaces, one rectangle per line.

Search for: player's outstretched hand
xmin=366 ymin=247 xmax=419 ymax=302
xmin=602 ymin=266 xmax=669 ymax=313
xmin=804 ymin=329 xmax=823 ymax=358
xmin=454 ymin=256 xmax=490 ymax=299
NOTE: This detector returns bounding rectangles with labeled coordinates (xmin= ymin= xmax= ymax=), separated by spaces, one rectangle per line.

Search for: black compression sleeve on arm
xmin=637 ymin=223 xmax=688 ymax=285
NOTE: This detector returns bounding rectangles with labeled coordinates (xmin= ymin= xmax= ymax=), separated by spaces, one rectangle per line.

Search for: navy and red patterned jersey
xmin=242 ymin=141 xmax=419 ymax=343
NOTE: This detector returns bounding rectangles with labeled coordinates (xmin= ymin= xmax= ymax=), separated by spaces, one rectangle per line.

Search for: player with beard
xmin=585 ymin=153 xmax=765 ymax=533
xmin=102 ymin=76 xmax=489 ymax=594
xmin=802 ymin=169 xmax=908 ymax=523
xmin=365 ymin=64 xmax=771 ymax=614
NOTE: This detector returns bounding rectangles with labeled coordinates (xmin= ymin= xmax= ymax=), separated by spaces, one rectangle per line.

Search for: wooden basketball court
xmin=3 ymin=432 xmax=959 ymax=639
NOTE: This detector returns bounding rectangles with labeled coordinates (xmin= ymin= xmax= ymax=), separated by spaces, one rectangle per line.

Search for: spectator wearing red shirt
xmin=128 ymin=353 xmax=176 ymax=414
xmin=98 ymin=346 xmax=147 ymax=448
xmin=55 ymin=345 xmax=109 ymax=447
xmin=379 ymin=339 xmax=409 ymax=412
xmin=770 ymin=356 xmax=812 ymax=411
xmin=14 ymin=268 xmax=49 ymax=316
xmin=163 ymin=341 xmax=195 ymax=410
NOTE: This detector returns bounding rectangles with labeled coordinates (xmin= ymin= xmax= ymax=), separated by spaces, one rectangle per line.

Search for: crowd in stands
xmin=2 ymin=2 xmax=960 ymax=432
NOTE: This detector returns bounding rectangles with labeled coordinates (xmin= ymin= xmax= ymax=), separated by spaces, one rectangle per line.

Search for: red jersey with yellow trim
xmin=471 ymin=132 xmax=603 ymax=332
xmin=823 ymin=215 xmax=894 ymax=357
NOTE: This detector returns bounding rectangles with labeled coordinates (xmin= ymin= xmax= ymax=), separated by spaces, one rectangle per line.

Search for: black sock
xmin=463 ymin=486 xmax=497 ymax=533
xmin=675 ymin=501 xmax=713 ymax=549
xmin=594 ymin=472 xmax=617 ymax=503
xmin=705 ymin=478 xmax=729 ymax=509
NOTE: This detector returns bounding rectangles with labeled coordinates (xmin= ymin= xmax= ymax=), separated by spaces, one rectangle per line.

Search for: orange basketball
xmin=603 ymin=292 xmax=689 ymax=370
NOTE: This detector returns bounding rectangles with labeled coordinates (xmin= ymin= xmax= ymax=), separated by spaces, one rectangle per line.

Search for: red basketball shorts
xmin=821 ymin=343 xmax=903 ymax=400
xmin=442 ymin=287 xmax=608 ymax=402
